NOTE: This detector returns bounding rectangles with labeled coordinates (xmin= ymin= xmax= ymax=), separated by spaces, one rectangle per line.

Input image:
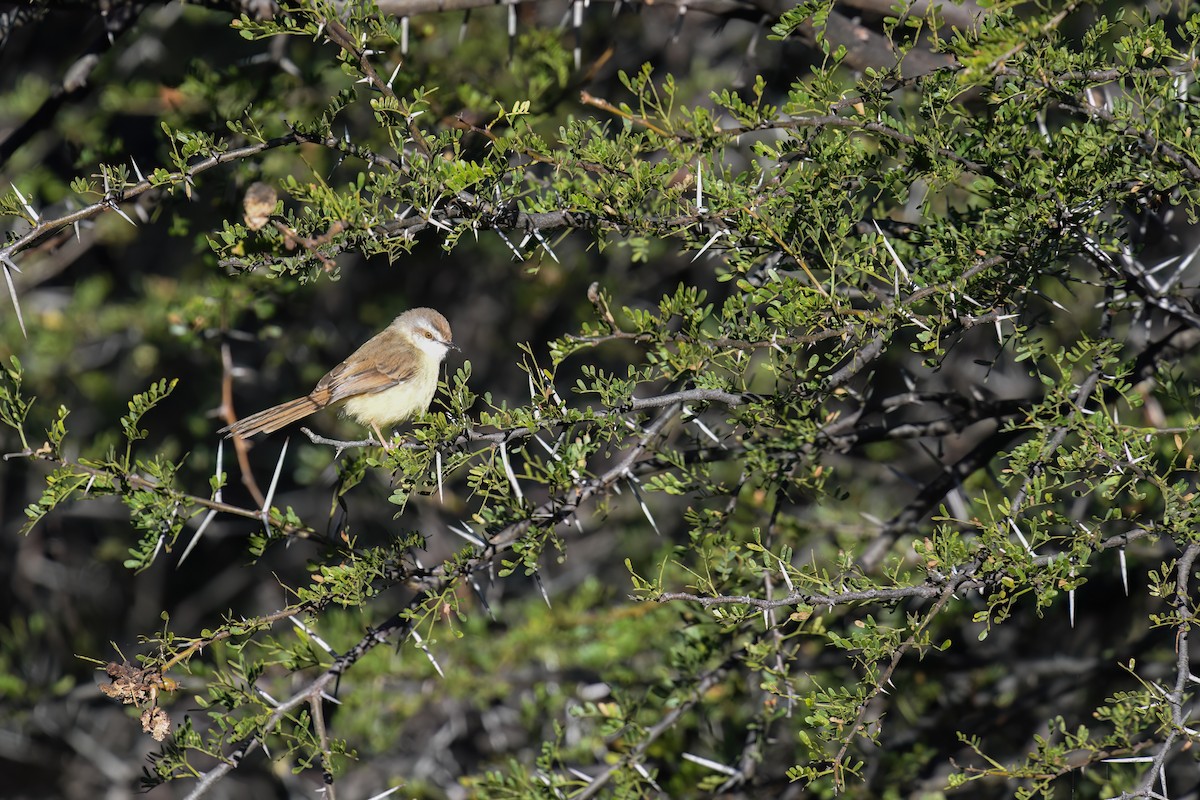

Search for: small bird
xmin=220 ymin=307 xmax=457 ymax=444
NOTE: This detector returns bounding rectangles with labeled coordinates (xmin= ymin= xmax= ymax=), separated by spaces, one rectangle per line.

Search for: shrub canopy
xmin=3 ymin=1 xmax=1200 ymax=798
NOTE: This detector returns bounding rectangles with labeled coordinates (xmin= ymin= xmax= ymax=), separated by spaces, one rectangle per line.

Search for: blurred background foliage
xmin=3 ymin=0 xmax=1200 ymax=799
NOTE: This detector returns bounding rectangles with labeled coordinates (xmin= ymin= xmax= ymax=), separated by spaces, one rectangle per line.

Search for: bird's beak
xmin=446 ymin=341 xmax=461 ymax=351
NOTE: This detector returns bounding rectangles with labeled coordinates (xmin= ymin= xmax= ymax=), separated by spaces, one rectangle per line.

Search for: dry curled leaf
xmin=99 ymin=662 xmax=177 ymax=740
xmin=242 ymin=181 xmax=278 ymax=231
xmin=99 ymin=661 xmax=163 ymax=705
xmin=141 ymin=706 xmax=172 ymax=742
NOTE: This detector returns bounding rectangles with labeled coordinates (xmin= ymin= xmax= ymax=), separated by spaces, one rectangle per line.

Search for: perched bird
xmin=220 ymin=307 xmax=457 ymax=444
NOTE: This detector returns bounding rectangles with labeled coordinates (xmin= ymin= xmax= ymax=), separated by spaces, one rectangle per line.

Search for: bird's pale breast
xmin=341 ymin=358 xmax=440 ymax=427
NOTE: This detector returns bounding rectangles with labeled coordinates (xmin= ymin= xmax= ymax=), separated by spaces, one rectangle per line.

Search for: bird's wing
xmin=309 ymin=331 xmax=421 ymax=405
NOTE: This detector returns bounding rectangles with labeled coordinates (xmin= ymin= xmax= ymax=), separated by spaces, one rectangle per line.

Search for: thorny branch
xmin=658 ymin=525 xmax=1161 ymax=612
xmin=176 ymin=344 xmax=1181 ymax=795
xmin=575 ymin=665 xmax=728 ymax=799
xmin=3 ymin=446 xmax=328 ymax=545
xmin=1121 ymin=541 xmax=1200 ymax=800
xmin=181 ymin=404 xmax=683 ymax=798
xmin=2 ymin=135 xmax=303 ymax=265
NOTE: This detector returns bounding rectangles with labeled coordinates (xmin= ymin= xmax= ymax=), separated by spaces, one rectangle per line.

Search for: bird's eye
xmin=424 ymin=331 xmax=434 ymax=339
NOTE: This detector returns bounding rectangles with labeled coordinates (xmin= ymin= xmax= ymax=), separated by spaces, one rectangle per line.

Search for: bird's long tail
xmin=219 ymin=396 xmax=322 ymax=438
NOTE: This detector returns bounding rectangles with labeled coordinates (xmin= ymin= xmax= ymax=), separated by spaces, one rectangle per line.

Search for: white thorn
xmin=626 ymin=472 xmax=659 ymax=535
xmin=529 ymin=226 xmax=559 ymax=263
xmin=2 ymin=256 xmax=27 ymax=338
xmin=692 ymin=229 xmax=725 ymax=262
xmin=178 ymin=509 xmax=216 ymax=566
xmin=1007 ymin=517 xmax=1034 ymax=556
xmin=363 ymin=786 xmax=403 ymax=800
xmin=150 ymin=533 xmax=165 ymax=565
xmin=534 ymin=571 xmax=552 ymax=608
xmin=410 ymin=629 xmax=445 ymax=678
xmin=447 ymin=522 xmax=485 ymax=547
xmin=12 ymin=184 xmax=38 ymax=222
xmin=777 ymin=556 xmax=794 ymax=592
xmin=435 ymin=449 xmax=445 ymax=504
xmin=876 ymin=222 xmax=911 ymax=285
xmin=110 ymin=201 xmax=137 ymax=227
xmin=684 ymin=405 xmax=722 ymax=444
xmin=680 ymin=752 xmax=738 ymax=776
xmin=261 ymin=438 xmax=289 ymax=533
xmin=499 ymin=441 xmax=524 ymax=504
xmin=532 ymin=434 xmax=562 ymax=460
xmin=495 ymin=229 xmax=523 ymax=260
xmin=289 ymin=616 xmax=335 ymax=654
